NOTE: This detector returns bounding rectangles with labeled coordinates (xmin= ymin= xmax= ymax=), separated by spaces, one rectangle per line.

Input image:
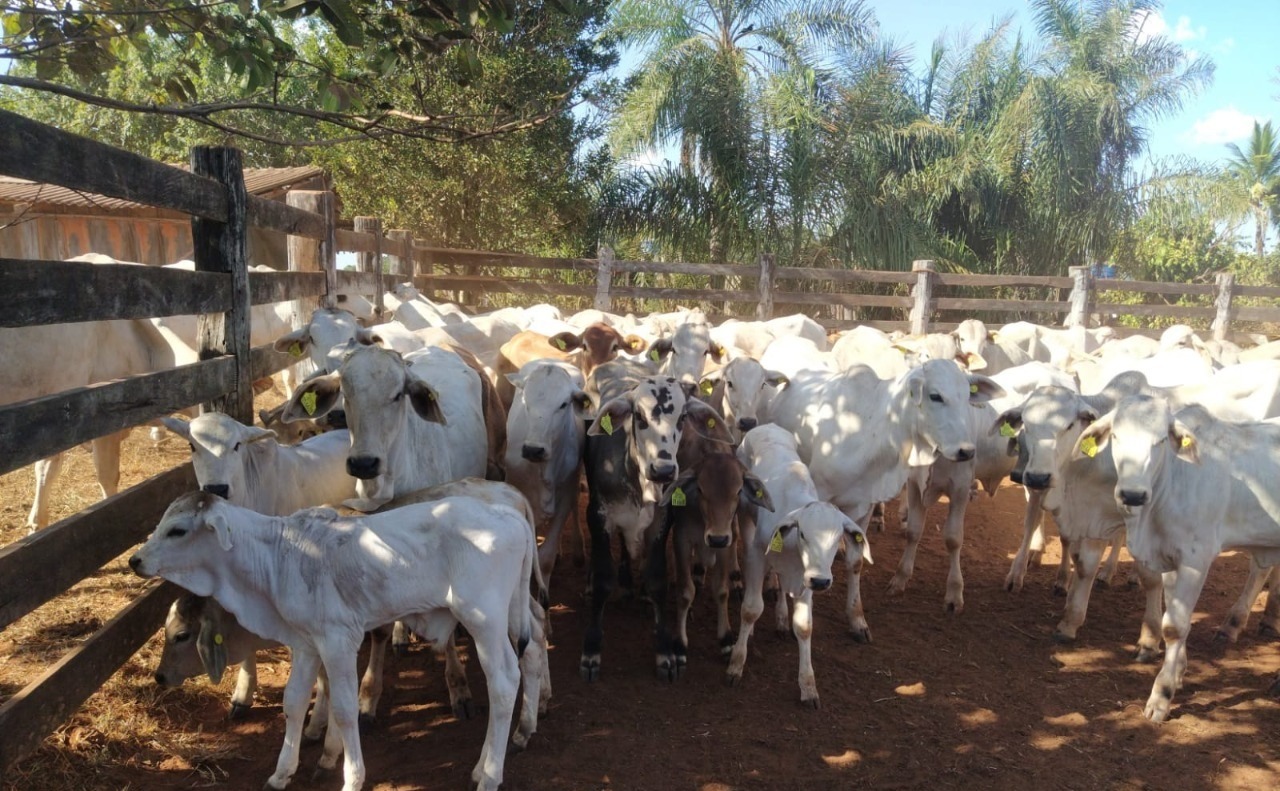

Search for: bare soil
xmin=3 ymin=422 xmax=1280 ymax=791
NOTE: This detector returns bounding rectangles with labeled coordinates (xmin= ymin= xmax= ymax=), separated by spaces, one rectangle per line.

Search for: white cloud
xmin=1185 ymin=107 xmax=1263 ymax=146
xmin=1133 ymin=10 xmax=1167 ymax=44
xmin=1214 ymin=37 xmax=1236 ymax=55
xmin=623 ymin=147 xmax=670 ymax=170
xmin=1172 ymin=15 xmax=1206 ymax=42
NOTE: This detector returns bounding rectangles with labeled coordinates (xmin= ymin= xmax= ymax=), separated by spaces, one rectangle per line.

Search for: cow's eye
xmin=233 ymin=442 xmax=241 ymax=452
xmin=166 ymin=527 xmax=188 ymax=539
xmin=559 ymin=401 xmax=568 ymax=410
xmin=928 ymin=393 xmax=944 ymax=403
xmin=392 ymin=391 xmax=403 ymax=402
xmin=173 ymin=631 xmax=191 ymax=643
xmin=726 ymin=381 xmax=734 ymax=390
xmin=188 ymin=443 xmax=196 ymax=453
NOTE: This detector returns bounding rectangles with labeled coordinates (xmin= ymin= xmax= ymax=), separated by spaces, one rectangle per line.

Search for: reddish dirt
xmin=7 ymin=478 xmax=1280 ymax=791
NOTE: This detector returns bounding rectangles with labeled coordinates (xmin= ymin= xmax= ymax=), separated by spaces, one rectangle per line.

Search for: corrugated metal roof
xmin=0 ymin=166 xmax=325 ymax=212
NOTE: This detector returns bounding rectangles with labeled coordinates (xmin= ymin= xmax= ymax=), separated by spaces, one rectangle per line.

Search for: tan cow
xmin=495 ymin=324 xmax=645 ymax=411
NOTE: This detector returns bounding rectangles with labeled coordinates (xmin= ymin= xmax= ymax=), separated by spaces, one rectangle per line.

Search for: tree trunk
xmin=1257 ymin=206 xmax=1267 ymax=260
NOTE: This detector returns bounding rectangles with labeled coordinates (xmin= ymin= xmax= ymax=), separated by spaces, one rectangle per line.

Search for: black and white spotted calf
xmin=581 ymin=360 xmax=693 ymax=681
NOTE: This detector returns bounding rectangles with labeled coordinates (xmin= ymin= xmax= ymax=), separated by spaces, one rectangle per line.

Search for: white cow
xmin=725 ymin=425 xmax=872 ymax=706
xmin=273 ymin=307 xmax=425 ymax=375
xmin=769 ymin=359 xmax=1002 ymax=635
xmin=1076 ymin=395 xmax=1280 ymax=721
xmin=952 ymin=319 xmax=1034 ymax=375
xmin=759 ymin=335 xmax=835 ymax=380
xmin=649 ymin=318 xmax=727 ymax=388
xmin=697 ymin=357 xmax=789 ymax=441
xmin=130 ymin=492 xmax=546 ymax=791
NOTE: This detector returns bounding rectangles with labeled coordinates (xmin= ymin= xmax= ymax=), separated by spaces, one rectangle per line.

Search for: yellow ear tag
xmin=970 ymin=383 xmax=979 ymax=394
xmin=649 ymin=349 xmax=660 ymax=362
xmin=671 ymin=487 xmax=687 ymax=507
xmin=700 ymin=380 xmax=714 ymax=396
xmin=554 ymin=337 xmax=567 ymax=351
xmin=853 ymin=532 xmax=864 ymax=545
xmin=707 ymin=418 xmax=716 ymax=429
xmin=1181 ymin=435 xmax=1192 ymax=448
xmin=768 ymin=529 xmax=785 ymax=553
xmin=301 ymin=391 xmax=318 ymax=416
xmin=1080 ymin=436 xmax=1098 ymax=458
xmin=755 ymin=489 xmax=764 ymax=500
xmin=600 ymin=414 xmax=614 ymax=435
xmin=213 ymin=633 xmax=224 ymax=646
xmin=999 ymin=422 xmax=1016 ymax=438
xmin=289 ymin=341 xmax=303 ymax=359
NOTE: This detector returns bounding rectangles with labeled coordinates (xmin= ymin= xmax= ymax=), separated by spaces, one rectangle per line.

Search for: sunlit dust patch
xmin=1215 ymin=759 xmax=1280 ymax=789
xmin=583 ymin=728 xmax=612 ymax=739
xmin=700 ymin=783 xmax=734 ymax=791
xmin=894 ymin=682 xmax=926 ymax=697
xmin=1044 ymin=712 xmax=1088 ymax=728
xmin=821 ymin=749 xmax=862 ymax=768
xmin=958 ymin=707 xmax=998 ymax=728
xmin=1029 ymin=732 xmax=1074 ymax=751
xmin=1051 ymin=647 xmax=1134 ymax=673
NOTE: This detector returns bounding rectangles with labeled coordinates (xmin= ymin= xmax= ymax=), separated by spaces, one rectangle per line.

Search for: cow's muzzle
xmin=950 ymin=444 xmax=976 ymax=462
xmin=1022 ymin=472 xmax=1051 ymax=490
xmin=707 ymin=534 xmax=731 ymax=549
xmin=648 ymin=463 xmax=676 ymax=484
xmin=807 ymin=576 xmax=832 ymax=592
xmin=347 ymin=456 xmax=381 ymax=480
xmin=1119 ymin=488 xmax=1149 ymax=507
xmin=521 ymin=443 xmax=548 ymax=462
xmin=202 ymin=483 xmax=230 ymax=499
xmin=737 ymin=417 xmax=758 ymax=432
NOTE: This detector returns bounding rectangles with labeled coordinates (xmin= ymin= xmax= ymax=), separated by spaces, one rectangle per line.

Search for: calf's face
xmin=701 ymin=358 xmax=787 ymax=441
xmin=663 ymin=453 xmax=772 ymax=547
xmin=510 ymin=363 xmax=590 ymax=461
xmin=161 ymin=413 xmax=276 ymax=503
xmin=1073 ymin=395 xmax=1198 ymax=510
xmin=774 ymin=502 xmax=872 ymax=591
xmin=589 ymin=376 xmax=690 ymax=484
xmin=992 ymin=386 xmax=1098 ymax=491
xmin=129 ymin=492 xmax=233 ymax=593
xmin=906 ymin=360 xmax=1003 ymax=464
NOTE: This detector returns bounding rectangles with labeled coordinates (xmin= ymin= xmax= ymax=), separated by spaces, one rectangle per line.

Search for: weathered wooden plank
xmin=247 ymin=271 xmax=327 ymax=306
xmin=0 ymin=358 xmax=235 ymax=477
xmin=777 ymin=292 xmax=914 ymax=309
xmin=1065 ymin=266 xmax=1094 ymax=328
xmin=757 ymin=254 xmax=776 ymax=320
xmin=1211 ymin=272 xmax=1236 ymax=341
xmin=1094 ymin=302 xmax=1215 ymax=319
xmin=417 ymin=247 xmax=597 ymax=272
xmin=0 ymin=109 xmax=227 ymax=221
xmin=612 ymin=261 xmax=760 ymax=278
xmin=607 ymin=287 xmax=759 ymax=302
xmin=909 ymin=260 xmax=936 ymax=335
xmin=932 ymin=272 xmax=1075 ymax=289
xmin=594 ymin=246 xmax=615 ymax=311
xmin=250 ymin=342 xmax=298 ymax=381
xmin=1235 ymin=285 xmax=1280 ymax=299
xmin=422 ymin=276 xmax=595 ymax=299
xmin=774 ymin=267 xmax=918 ymax=285
xmin=245 ymin=194 xmax=326 ymax=240
xmin=1094 ymin=280 xmax=1215 ymax=297
xmin=0 ymin=580 xmax=179 ymax=773
xmin=1232 ymin=305 xmax=1280 ymax=323
xmin=354 ymin=218 xmax=384 ymax=318
xmin=0 ymin=258 xmax=229 ymax=327
xmin=335 ymin=228 xmax=378 ymax=255
xmin=934 ymin=297 xmax=1072 ymax=314
xmin=387 ymin=230 xmax=414 ymax=278
xmin=191 ymin=147 xmax=253 ymax=424
xmin=0 ymin=463 xmax=195 ymax=633
xmin=335 ymin=269 xmax=384 ymax=296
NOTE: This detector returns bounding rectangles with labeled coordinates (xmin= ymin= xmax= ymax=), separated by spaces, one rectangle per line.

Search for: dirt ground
xmin=4 ymin=422 xmax=1280 ymax=791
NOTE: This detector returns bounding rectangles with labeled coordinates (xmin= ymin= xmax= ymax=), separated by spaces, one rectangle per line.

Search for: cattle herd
xmin=12 ymin=260 xmax=1280 ymax=790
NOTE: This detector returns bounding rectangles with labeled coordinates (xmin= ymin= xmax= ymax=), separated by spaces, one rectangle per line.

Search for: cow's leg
xmin=266 ymin=647 xmax=321 ymax=790
xmin=775 ymin=585 xmax=791 ymax=636
xmin=1134 ymin=561 xmax=1164 ymax=663
xmin=845 ymin=537 xmax=871 ymax=643
xmin=1218 ymin=559 xmax=1270 ymax=643
xmin=714 ymin=548 xmax=734 ymax=656
xmin=467 ymin=621 xmax=520 ymax=791
xmin=940 ymin=484 xmax=969 ymax=614
xmin=726 ymin=544 xmax=765 ymax=686
xmin=580 ymin=500 xmax=613 ymax=682
xmin=1054 ymin=534 xmax=1072 ymax=596
xmin=442 ymin=633 xmax=474 ymax=718
xmin=1006 ymin=488 xmax=1047 ymax=593
xmin=1054 ymin=537 xmax=1105 ymax=642
xmin=1145 ymin=562 xmax=1210 ymax=723
xmin=793 ymin=591 xmax=819 ymax=708
xmin=391 ymin=620 xmax=411 ymax=656
xmin=1095 ymin=534 xmax=1124 ymax=588
xmin=673 ymin=531 xmax=695 ymax=672
xmin=645 ymin=515 xmax=679 ymax=681
xmin=229 ymin=654 xmax=257 ymax=719
xmin=1259 ymin=567 xmax=1280 ymax=637
xmin=314 ymin=648 xmax=365 ymax=791
xmin=304 ymin=668 xmax=329 ymax=742
xmin=90 ymin=430 xmax=127 ymax=500
xmin=888 ymin=483 xmax=927 ymax=597
xmin=25 ymin=453 xmax=65 ymax=533
xmin=357 ymin=626 xmax=390 ymax=728
xmin=728 ymin=514 xmax=744 ymax=599
xmin=512 ymin=602 xmax=548 ymax=751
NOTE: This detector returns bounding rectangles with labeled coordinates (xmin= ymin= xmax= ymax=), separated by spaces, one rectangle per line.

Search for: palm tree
xmin=1224 ymin=120 xmax=1280 ymax=259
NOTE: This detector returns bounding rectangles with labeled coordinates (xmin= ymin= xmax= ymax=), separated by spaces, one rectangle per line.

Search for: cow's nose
xmin=1119 ymin=488 xmax=1149 ymax=507
xmin=1010 ymin=469 xmax=1025 ymax=485
xmin=154 ymin=671 xmax=167 ymax=686
xmin=128 ymin=555 xmax=142 ymax=571
xmin=1022 ymin=472 xmax=1051 ymax=490
xmin=202 ymin=483 xmax=230 ymax=499
xmin=707 ymin=534 xmax=731 ymax=549
xmin=738 ymin=417 xmax=758 ymax=432
xmin=323 ymin=409 xmax=347 ymax=430
xmin=347 ymin=456 xmax=381 ymax=480
xmin=952 ymin=444 xmax=976 ymax=462
xmin=808 ymin=577 xmax=832 ymax=592
xmin=648 ymin=463 xmax=676 ymax=484
xmin=521 ymin=443 xmax=548 ymax=462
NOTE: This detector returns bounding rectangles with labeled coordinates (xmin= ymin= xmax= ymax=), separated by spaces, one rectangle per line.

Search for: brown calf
xmin=496 ymin=324 xmax=645 ymax=411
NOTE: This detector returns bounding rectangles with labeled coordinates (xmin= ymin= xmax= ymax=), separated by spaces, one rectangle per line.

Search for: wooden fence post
xmin=908 ymin=259 xmax=936 ymax=335
xmin=354 ymin=216 xmax=384 ymax=318
xmin=756 ymin=253 xmax=776 ymax=320
xmin=286 ymin=190 xmax=330 ymax=315
xmin=1211 ymin=272 xmax=1236 ymax=342
xmin=1065 ymin=265 xmax=1094 ymax=329
xmin=594 ymin=244 xmax=614 ymax=312
xmin=411 ymin=239 xmax=435 ymax=301
xmin=191 ymin=146 xmax=253 ymax=423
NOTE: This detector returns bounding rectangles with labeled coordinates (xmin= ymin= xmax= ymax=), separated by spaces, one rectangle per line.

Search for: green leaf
xmin=318 ymin=0 xmax=365 ymax=46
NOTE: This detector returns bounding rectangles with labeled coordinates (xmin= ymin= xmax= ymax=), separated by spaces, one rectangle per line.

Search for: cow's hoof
xmin=452 ymin=696 xmax=475 ymax=720
xmin=264 ymin=774 xmax=292 ymax=790
xmin=1268 ymin=675 xmax=1280 ymax=698
xmin=1027 ymin=550 xmax=1043 ymax=565
xmin=800 ymin=695 xmax=820 ymax=710
xmin=719 ymin=634 xmax=735 ymax=657
xmin=724 ymin=671 xmax=742 ymax=688
xmin=310 ymin=763 xmax=334 ymax=782
xmin=1052 ymin=584 xmax=1068 ymax=598
xmin=1260 ymin=622 xmax=1280 ymax=639
xmin=655 ymin=654 xmax=682 ymax=682
xmin=228 ymin=702 xmax=251 ymax=720
xmin=1093 ymin=577 xmax=1111 ymax=590
xmin=849 ymin=626 xmax=872 ymax=644
xmin=358 ymin=712 xmax=377 ymax=732
xmin=1134 ymin=646 xmax=1160 ymax=664
xmin=945 ymin=599 xmax=964 ymax=615
xmin=580 ymin=654 xmax=601 ymax=682
xmin=1143 ymin=697 xmax=1171 ymax=723
xmin=1051 ymin=630 xmax=1074 ymax=644
xmin=393 ymin=642 xmax=410 ymax=658
xmin=1212 ymin=628 xmax=1234 ymax=644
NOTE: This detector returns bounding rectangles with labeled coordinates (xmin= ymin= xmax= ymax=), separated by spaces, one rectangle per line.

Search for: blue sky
xmin=614 ymin=1 xmax=1279 ymax=170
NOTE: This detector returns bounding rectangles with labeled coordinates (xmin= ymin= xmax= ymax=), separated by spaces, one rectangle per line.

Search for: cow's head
xmin=160 ymin=413 xmax=277 ymax=504
xmin=902 ymin=359 xmax=1004 ymax=465
xmin=951 ymin=319 xmax=992 ymax=371
xmin=258 ymin=405 xmax=321 ymax=445
xmin=698 ymin=357 xmax=787 ymax=441
xmin=155 ymin=595 xmax=231 ymax=687
xmin=647 ymin=322 xmax=727 ymax=391
xmin=589 ymin=376 xmax=690 ymax=486
xmin=129 ymin=491 xmax=235 ymax=587
xmin=508 ymin=361 xmax=590 ymax=462
xmin=1073 ymin=394 xmax=1198 ymax=511
xmin=272 ymin=308 xmax=383 ymax=374
xmin=576 ymin=323 xmax=647 ymax=374
xmin=661 ymin=452 xmax=772 ymax=547
xmin=992 ymin=385 xmax=1098 ymax=491
xmin=771 ymin=501 xmax=872 ymax=591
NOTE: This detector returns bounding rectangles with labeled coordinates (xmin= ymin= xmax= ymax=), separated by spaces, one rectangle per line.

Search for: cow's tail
xmin=519 ymin=498 xmax=551 ymax=610
xmin=509 ymin=508 xmax=536 ymax=659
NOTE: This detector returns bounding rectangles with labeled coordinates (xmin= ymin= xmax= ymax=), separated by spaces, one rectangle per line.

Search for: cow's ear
xmin=966 ymin=374 xmax=1005 ymax=404
xmin=1076 ymin=406 xmax=1100 ymax=426
xmin=242 ymin=424 xmax=277 ymax=444
xmin=661 ymin=472 xmax=698 ymax=507
xmin=624 ymin=334 xmax=647 ymax=353
xmin=196 ymin=607 xmax=230 ymax=684
xmin=764 ymin=370 xmax=789 ymax=389
xmin=588 ymin=396 xmax=632 ymax=436
xmin=549 ymin=331 xmax=584 ymax=352
xmin=355 ymin=327 xmax=386 ymax=348
xmin=844 ymin=522 xmax=873 ymax=565
xmin=406 ymin=378 xmax=447 ymax=424
xmin=204 ymin=507 xmax=234 ymax=551
xmin=280 ymin=374 xmax=341 ymax=423
xmin=505 ymin=371 xmax=527 ymax=390
xmin=1170 ymin=421 xmax=1200 ymax=464
xmin=989 ymin=408 xmax=1023 ymax=437
xmin=160 ymin=416 xmax=192 ymax=441
xmin=683 ymin=400 xmax=731 ymax=442
xmin=1073 ymin=413 xmax=1113 ymax=460
xmin=741 ymin=473 xmax=773 ymax=512
xmin=571 ymin=390 xmax=593 ymax=415
xmin=647 ymin=338 xmax=673 ymax=364
xmin=708 ymin=341 xmax=727 ymax=362
xmin=273 ymin=327 xmax=310 ymax=357
xmin=962 ymin=351 xmax=988 ymax=371
xmin=257 ymin=408 xmax=274 ymax=428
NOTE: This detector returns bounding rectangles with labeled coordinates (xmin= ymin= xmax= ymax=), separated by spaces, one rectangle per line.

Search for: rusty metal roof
xmin=0 ymin=166 xmax=325 ymax=212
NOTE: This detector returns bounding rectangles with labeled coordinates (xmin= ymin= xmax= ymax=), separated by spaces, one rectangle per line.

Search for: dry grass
xmin=0 ymin=388 xmax=290 ymax=790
